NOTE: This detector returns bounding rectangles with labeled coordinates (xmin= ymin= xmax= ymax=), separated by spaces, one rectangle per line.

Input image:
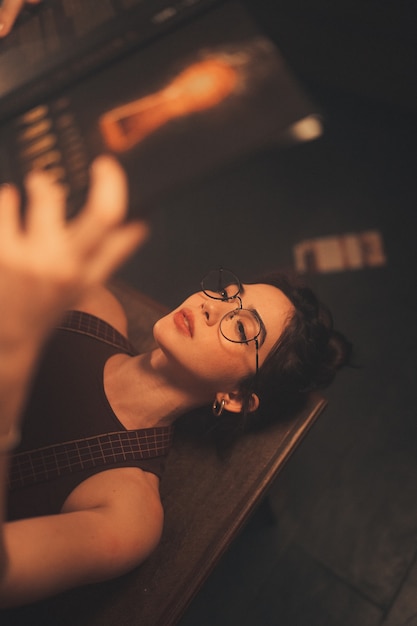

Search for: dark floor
xmin=117 ymin=37 xmax=417 ymax=626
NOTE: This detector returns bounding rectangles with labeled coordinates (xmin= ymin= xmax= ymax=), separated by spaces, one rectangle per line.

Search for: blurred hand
xmin=0 ymin=156 xmax=147 ymax=349
xmin=0 ymin=0 xmax=42 ymax=38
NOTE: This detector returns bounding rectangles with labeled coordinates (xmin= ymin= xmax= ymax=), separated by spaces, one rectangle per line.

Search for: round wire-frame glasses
xmin=201 ymin=268 xmax=262 ymax=376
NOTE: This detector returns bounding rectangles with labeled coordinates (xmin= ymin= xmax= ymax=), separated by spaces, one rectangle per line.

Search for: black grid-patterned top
xmin=9 ymin=427 xmax=173 ymax=490
xmin=8 ymin=310 xmax=174 ymax=496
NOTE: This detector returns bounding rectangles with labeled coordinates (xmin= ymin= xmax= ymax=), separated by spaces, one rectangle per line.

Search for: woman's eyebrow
xmin=248 ymin=308 xmax=267 ymax=347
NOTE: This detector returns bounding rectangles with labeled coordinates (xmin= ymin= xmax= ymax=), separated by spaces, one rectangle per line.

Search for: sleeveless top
xmin=6 ymin=311 xmax=173 ymax=521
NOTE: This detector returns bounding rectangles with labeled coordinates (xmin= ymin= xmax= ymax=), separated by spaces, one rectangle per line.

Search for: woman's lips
xmin=173 ymin=308 xmax=194 ymax=337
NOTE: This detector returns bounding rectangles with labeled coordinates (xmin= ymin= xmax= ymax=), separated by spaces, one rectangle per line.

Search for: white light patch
xmin=293 ymin=230 xmax=387 ymax=273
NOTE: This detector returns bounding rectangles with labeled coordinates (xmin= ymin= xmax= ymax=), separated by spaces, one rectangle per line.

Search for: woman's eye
xmin=237 ymin=320 xmax=248 ymax=343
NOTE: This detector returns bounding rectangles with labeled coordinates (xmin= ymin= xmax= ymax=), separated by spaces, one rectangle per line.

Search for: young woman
xmin=0 ymin=160 xmax=350 ymax=607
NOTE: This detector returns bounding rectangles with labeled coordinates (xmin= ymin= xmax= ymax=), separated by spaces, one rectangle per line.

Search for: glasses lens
xmin=220 ymin=309 xmax=261 ymax=344
xmin=201 ymin=269 xmax=241 ymax=301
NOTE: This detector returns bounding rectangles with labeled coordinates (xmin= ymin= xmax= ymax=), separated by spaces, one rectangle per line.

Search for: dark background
xmin=117 ymin=1 xmax=417 ymax=624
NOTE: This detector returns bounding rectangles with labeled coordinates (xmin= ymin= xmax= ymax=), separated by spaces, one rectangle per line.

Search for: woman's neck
xmin=104 ymin=350 xmax=210 ymax=430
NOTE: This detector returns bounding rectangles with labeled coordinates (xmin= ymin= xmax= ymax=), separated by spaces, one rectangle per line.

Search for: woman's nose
xmin=201 ymin=298 xmax=233 ymax=326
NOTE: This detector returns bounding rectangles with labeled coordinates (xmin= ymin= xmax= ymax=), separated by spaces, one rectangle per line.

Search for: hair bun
xmin=310 ymin=328 xmax=353 ymax=390
xmin=328 ymin=329 xmax=353 ymax=370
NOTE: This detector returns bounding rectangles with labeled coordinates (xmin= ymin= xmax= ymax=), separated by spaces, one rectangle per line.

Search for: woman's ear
xmin=215 ymin=391 xmax=260 ymax=414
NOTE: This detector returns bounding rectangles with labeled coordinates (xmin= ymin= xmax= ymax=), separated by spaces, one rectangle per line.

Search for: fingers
xmin=0 ymin=155 xmax=147 ymax=291
xmin=84 ymin=155 xmax=128 ymax=223
xmin=71 ymin=156 xmax=149 ymax=283
xmin=0 ymin=0 xmax=41 ymax=37
xmin=84 ymin=222 xmax=149 ymax=286
xmin=0 ymin=184 xmax=21 ymax=239
xmin=0 ymin=0 xmax=26 ymax=37
xmin=70 ymin=156 xmax=129 ymax=252
xmin=24 ymin=169 xmax=67 ymax=234
xmin=24 ymin=156 xmax=125 ymax=240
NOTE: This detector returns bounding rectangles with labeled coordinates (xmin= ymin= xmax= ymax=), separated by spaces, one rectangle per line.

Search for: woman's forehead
xmin=241 ymin=282 xmax=293 ymax=310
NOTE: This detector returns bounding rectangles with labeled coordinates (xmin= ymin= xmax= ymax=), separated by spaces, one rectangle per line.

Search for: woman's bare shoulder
xmin=62 ymin=467 xmax=163 ymax=527
xmin=62 ymin=467 xmax=163 ymax=564
xmin=1 ymin=468 xmax=163 ymax=606
xmin=71 ymin=285 xmax=128 ymax=336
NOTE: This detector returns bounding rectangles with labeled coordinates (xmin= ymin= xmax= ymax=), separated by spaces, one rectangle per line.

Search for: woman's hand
xmin=0 ymin=156 xmax=146 ymax=349
xmin=0 ymin=156 xmax=147 ymax=439
xmin=0 ymin=0 xmax=41 ymax=37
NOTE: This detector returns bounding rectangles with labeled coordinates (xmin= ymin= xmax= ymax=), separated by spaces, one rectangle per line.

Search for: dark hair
xmin=223 ymin=272 xmax=352 ymax=434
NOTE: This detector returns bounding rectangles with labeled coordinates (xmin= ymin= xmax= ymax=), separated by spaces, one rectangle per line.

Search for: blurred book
xmin=0 ymin=0 xmax=223 ymax=123
xmin=0 ymin=1 xmax=322 ymax=216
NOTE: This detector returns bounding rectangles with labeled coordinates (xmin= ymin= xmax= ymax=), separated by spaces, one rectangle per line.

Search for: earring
xmin=212 ymin=398 xmax=226 ymax=417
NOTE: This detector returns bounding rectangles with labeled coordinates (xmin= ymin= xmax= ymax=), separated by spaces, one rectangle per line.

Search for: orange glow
xmin=99 ymin=58 xmax=238 ymax=152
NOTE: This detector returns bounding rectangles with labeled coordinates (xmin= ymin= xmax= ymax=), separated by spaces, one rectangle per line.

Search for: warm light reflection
xmin=288 ymin=115 xmax=323 ymax=142
xmin=99 ymin=58 xmax=238 ymax=152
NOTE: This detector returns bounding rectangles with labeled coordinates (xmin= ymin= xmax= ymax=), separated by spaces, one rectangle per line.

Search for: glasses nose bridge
xmin=218 ymin=293 xmax=242 ymax=313
xmin=234 ymin=294 xmax=243 ymax=309
xmin=202 ymin=292 xmax=240 ymax=324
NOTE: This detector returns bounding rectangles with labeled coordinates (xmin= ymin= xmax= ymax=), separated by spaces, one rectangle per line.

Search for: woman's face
xmin=153 ymin=282 xmax=294 ymax=394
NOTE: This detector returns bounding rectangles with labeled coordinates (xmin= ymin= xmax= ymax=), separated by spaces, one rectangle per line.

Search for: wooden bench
xmin=3 ymin=283 xmax=326 ymax=626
